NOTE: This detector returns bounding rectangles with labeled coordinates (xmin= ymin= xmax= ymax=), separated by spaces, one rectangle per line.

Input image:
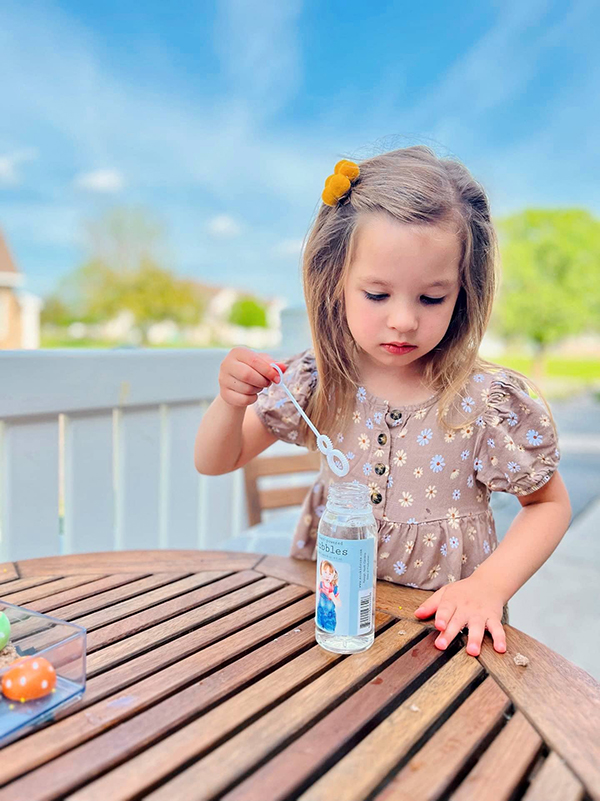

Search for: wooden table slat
xmin=449 ymin=711 xmax=543 ymax=801
xmin=23 ymin=573 xmax=161 ymax=614
xmin=65 ymin=614 xmax=396 ymax=801
xmin=352 ymin=676 xmax=510 ymax=801
xmin=221 ymin=629 xmax=445 ymax=801
xmin=0 ymin=586 xmax=313 ymax=787
xmin=0 ymin=575 xmax=68 ymax=596
xmin=85 ymin=574 xmax=286 ymax=675
xmin=1 ymin=575 xmax=105 ymax=606
xmin=77 ymin=571 xmax=233 ymax=633
xmin=139 ymin=619 xmax=425 ymax=801
xmin=15 ymin=572 xmax=246 ymax=658
xmin=84 ymin=570 xmax=263 ymax=652
xmin=0 ymin=562 xmax=19 ymax=583
xmin=70 ymin=585 xmax=312 ymax=711
xmin=478 ymin=626 xmax=600 ymax=800
xmin=1 ymin=550 xmax=599 ymax=801
xmin=0 ymin=612 xmax=320 ymax=801
xmin=15 ymin=550 xmax=261 ymax=577
xmin=11 ymin=569 xmax=243 ymax=663
xmin=522 ymin=752 xmax=586 ymax=801
xmin=292 ymin=649 xmax=483 ymax=801
xmin=255 ymin=554 xmax=316 ymax=589
xmin=32 ymin=572 xmax=192 ymax=619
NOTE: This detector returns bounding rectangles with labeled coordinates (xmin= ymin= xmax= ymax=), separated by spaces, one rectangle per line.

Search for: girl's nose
xmin=387 ymin=305 xmax=418 ymax=333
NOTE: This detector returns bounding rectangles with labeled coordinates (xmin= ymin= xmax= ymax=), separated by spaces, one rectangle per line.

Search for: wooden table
xmin=0 ymin=550 xmax=598 ymax=801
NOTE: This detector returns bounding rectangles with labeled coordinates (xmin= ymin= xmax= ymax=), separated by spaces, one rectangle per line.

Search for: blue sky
xmin=0 ymin=0 xmax=598 ymax=307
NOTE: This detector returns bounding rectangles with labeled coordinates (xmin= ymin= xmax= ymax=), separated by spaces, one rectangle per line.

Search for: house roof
xmin=190 ymin=279 xmax=223 ymax=300
xmin=0 ymin=229 xmax=19 ymax=274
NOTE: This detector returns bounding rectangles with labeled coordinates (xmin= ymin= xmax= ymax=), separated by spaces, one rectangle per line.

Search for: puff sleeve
xmin=253 ymin=348 xmax=318 ymax=447
xmin=473 ymin=374 xmax=561 ymax=497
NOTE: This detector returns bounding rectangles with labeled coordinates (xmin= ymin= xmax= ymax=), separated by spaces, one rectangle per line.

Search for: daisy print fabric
xmin=253 ymin=349 xmax=561 ymax=591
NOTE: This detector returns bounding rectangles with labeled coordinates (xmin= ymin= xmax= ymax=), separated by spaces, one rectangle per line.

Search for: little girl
xmin=195 ymin=145 xmax=572 ymax=658
xmin=317 ymin=561 xmax=340 ymax=633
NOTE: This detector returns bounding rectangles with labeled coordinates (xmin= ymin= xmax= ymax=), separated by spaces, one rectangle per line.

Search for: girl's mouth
xmin=381 ymin=344 xmax=417 ymax=355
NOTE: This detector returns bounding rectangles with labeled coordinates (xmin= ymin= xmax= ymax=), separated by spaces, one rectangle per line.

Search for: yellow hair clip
xmin=321 ymin=159 xmax=360 ymax=206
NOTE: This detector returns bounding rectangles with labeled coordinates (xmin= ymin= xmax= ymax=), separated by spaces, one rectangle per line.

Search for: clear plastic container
xmin=0 ymin=600 xmax=86 ymax=745
xmin=315 ymin=482 xmax=378 ymax=654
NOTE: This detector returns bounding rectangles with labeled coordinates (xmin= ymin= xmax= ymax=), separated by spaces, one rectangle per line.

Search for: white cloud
xmin=0 ymin=0 xmax=328 ymax=213
xmin=272 ymin=238 xmax=304 ymax=257
xmin=206 ymin=214 xmax=242 ymax=238
xmin=74 ymin=168 xmax=125 ymax=193
xmin=0 ymin=0 xmax=598 ymax=306
xmin=0 ymin=148 xmax=38 ymax=184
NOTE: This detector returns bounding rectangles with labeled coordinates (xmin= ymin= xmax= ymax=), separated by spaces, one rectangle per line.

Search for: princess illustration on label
xmin=317 ymin=560 xmax=341 ymax=632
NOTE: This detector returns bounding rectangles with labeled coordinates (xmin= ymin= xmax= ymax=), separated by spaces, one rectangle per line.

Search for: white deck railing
xmin=0 ymin=348 xmax=276 ymax=562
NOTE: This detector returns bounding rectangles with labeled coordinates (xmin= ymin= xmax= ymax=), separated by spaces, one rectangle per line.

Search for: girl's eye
xmin=364 ymin=292 xmax=446 ymax=305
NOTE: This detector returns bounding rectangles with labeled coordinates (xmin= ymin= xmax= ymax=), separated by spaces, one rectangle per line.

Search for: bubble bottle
xmin=270 ymin=363 xmax=377 ymax=655
xmin=315 ymin=482 xmax=377 ymax=653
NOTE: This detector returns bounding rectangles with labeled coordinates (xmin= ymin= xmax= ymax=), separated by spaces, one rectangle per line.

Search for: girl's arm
xmin=415 ymin=471 xmax=572 ymax=656
xmin=194 ymin=347 xmax=282 ymax=475
xmin=471 ymin=477 xmax=572 ymax=602
xmin=194 ymin=398 xmax=277 ymax=475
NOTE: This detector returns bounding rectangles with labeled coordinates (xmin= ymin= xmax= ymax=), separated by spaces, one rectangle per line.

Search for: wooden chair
xmin=244 ymin=449 xmax=321 ymax=527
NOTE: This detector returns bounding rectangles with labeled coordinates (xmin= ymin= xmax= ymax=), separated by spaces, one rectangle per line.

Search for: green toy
xmin=0 ymin=611 xmax=11 ymax=651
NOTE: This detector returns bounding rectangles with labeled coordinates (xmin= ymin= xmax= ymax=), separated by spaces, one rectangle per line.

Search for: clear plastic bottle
xmin=315 ymin=482 xmax=378 ymax=654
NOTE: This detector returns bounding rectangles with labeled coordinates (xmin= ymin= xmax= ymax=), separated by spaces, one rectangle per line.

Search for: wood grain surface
xmin=0 ymin=551 xmax=597 ymax=801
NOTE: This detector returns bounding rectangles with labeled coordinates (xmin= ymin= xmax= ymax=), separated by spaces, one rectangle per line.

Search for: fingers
xmin=434 ymin=610 xmax=467 ymax=651
xmin=222 ymin=376 xmax=262 ymax=396
xmin=486 ymin=618 xmax=507 ymax=653
xmin=247 ymin=351 xmax=287 ymax=384
xmin=465 ymin=617 xmax=486 ymax=656
xmin=236 ymin=362 xmax=277 ymax=389
xmin=231 ymin=348 xmax=283 ymax=386
xmin=434 ymin=600 xmax=457 ymax=632
xmin=414 ymin=589 xmax=445 ymax=620
xmin=219 ymin=348 xmax=287 ymax=407
xmin=435 ymin=614 xmax=503 ymax=657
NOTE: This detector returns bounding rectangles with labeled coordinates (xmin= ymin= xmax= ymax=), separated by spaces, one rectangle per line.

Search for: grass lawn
xmin=498 ymin=352 xmax=600 ymax=400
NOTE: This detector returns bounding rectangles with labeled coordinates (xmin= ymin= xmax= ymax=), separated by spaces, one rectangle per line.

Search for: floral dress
xmin=254 ymin=348 xmax=561 ymax=594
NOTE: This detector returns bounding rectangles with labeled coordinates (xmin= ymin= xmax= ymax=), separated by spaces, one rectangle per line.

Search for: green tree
xmin=229 ymin=296 xmax=268 ymax=328
xmin=120 ymin=260 xmax=205 ymax=341
xmin=40 ymin=295 xmax=74 ymax=327
xmin=44 ymin=208 xmax=206 ymax=343
xmin=493 ymin=208 xmax=600 ymax=383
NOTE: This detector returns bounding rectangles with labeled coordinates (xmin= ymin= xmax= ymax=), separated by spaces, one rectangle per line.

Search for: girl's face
xmin=322 ymin=565 xmax=334 ymax=582
xmin=343 ymin=214 xmax=462 ymax=380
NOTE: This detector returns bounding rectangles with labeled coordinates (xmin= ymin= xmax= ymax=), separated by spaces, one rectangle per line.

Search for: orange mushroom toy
xmin=2 ymin=656 xmax=56 ymax=702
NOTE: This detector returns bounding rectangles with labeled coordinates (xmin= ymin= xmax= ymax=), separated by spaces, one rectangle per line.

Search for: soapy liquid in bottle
xmin=315 ymin=482 xmax=377 ymax=654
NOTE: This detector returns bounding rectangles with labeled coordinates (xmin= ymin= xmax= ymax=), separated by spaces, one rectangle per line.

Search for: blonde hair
xmin=319 ymin=560 xmax=338 ymax=586
xmin=300 ymin=145 xmax=558 ymax=445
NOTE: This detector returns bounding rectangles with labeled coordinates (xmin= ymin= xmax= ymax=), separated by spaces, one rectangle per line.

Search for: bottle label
xmin=315 ymin=533 xmax=375 ymax=637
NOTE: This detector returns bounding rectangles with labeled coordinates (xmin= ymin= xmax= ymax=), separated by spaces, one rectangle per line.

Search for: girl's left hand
xmin=413 ymin=575 xmax=507 ymax=657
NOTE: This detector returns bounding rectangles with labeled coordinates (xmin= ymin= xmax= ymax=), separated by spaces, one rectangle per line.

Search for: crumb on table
xmin=514 ymin=652 xmax=529 ymax=667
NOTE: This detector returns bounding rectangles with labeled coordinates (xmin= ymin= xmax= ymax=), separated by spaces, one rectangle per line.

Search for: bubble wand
xmin=270 ymin=363 xmax=349 ymax=478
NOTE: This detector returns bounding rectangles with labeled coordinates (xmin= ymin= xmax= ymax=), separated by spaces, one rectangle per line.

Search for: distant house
xmin=0 ymin=228 xmax=43 ymax=349
xmin=59 ymin=275 xmax=284 ymax=348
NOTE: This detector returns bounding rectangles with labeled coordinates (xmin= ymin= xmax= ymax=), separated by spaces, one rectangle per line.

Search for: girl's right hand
xmin=218 ymin=347 xmax=287 ymax=408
